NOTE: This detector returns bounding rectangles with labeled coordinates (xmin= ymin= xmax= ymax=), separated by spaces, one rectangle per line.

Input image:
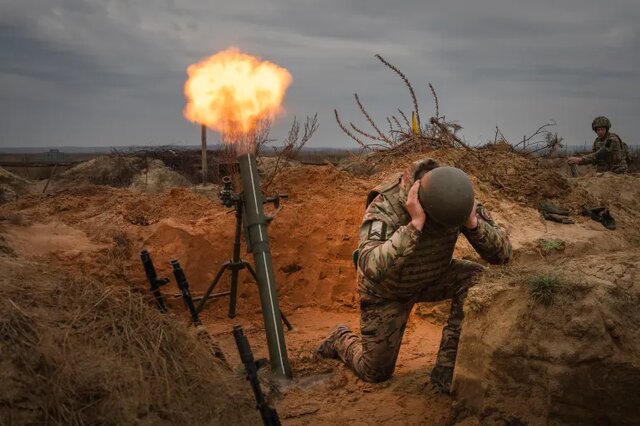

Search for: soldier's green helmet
xmin=592 ymin=116 xmax=611 ymax=131
xmin=418 ymin=166 xmax=475 ymax=228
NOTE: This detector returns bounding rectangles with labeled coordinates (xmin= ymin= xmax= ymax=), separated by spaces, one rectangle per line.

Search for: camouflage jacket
xmin=583 ymin=132 xmax=627 ymax=172
xmin=356 ymin=159 xmax=512 ymax=300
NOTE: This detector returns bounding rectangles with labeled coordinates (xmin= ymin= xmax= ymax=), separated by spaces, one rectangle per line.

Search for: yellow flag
xmin=411 ymin=111 xmax=420 ymax=135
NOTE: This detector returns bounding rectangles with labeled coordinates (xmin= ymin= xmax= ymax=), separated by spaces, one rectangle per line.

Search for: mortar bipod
xmin=195 ymin=184 xmax=292 ymax=331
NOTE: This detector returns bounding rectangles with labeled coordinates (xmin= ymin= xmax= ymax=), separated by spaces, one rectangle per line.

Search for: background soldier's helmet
xmin=592 ymin=116 xmax=611 ymax=131
xmin=418 ymin=167 xmax=475 ymax=228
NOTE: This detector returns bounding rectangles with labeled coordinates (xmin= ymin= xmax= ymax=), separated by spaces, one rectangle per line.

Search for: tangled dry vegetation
xmin=330 ymin=54 xmax=585 ymax=210
xmin=335 ymin=54 xmax=565 ymax=161
xmin=335 ymin=54 xmax=468 ymax=156
xmin=0 ymin=257 xmax=258 ymax=425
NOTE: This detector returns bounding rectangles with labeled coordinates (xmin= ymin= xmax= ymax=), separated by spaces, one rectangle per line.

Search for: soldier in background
xmin=316 ymin=159 xmax=512 ymax=393
xmin=568 ymin=116 xmax=629 ymax=174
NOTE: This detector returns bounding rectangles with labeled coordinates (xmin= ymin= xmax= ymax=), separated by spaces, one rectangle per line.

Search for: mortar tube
xmin=237 ymin=153 xmax=292 ymax=379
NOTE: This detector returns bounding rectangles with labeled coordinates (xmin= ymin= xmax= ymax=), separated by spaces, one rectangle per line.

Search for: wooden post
xmin=201 ymin=124 xmax=208 ymax=185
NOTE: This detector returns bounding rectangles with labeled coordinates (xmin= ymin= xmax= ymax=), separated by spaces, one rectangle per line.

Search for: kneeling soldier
xmin=317 ymin=159 xmax=512 ymax=393
xmin=568 ymin=116 xmax=629 ymax=174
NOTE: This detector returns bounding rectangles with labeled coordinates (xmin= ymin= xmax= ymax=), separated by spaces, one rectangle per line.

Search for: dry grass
xmin=537 ymin=239 xmax=566 ymax=256
xmin=465 ymin=267 xmax=517 ymax=313
xmin=0 ymin=257 xmax=257 ymax=426
xmin=528 ymin=273 xmax=562 ymax=305
xmin=0 ymin=234 xmax=16 ymax=257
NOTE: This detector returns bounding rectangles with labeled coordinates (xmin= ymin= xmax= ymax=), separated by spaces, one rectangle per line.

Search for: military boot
xmin=316 ymin=324 xmax=350 ymax=359
xmin=581 ymin=207 xmax=616 ymax=230
xmin=430 ymin=365 xmax=454 ymax=394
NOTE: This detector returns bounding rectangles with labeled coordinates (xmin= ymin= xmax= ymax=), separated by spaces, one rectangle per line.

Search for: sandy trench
xmin=1 ymin=152 xmax=639 ymax=425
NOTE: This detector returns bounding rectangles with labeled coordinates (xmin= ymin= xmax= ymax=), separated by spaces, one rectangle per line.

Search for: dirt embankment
xmin=0 ymin=167 xmax=35 ymax=203
xmin=0 ymin=156 xmax=192 ymax=204
xmin=0 ymin=148 xmax=638 ymax=424
xmin=448 ymin=166 xmax=640 ymax=425
xmin=0 ymin=256 xmax=259 ymax=425
xmin=51 ymin=156 xmax=191 ymax=193
xmin=454 ymin=254 xmax=640 ymax=425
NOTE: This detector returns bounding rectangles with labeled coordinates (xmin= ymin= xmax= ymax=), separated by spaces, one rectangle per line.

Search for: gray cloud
xmin=0 ymin=22 xmax=134 ymax=92
xmin=0 ymin=0 xmax=639 ymax=149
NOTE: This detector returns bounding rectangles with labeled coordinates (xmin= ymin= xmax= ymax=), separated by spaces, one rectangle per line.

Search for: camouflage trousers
xmin=330 ymin=259 xmax=484 ymax=383
xmin=596 ymin=163 xmax=628 ymax=174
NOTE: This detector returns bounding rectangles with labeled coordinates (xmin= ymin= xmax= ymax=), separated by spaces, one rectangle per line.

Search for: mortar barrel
xmin=237 ymin=153 xmax=292 ymax=379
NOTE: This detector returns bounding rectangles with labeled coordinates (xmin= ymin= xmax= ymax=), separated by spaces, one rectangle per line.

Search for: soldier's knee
xmin=358 ymin=359 xmax=396 ymax=383
xmin=465 ymin=263 xmax=485 ymax=287
xmin=359 ymin=367 xmax=394 ymax=383
xmin=471 ymin=263 xmax=485 ymax=276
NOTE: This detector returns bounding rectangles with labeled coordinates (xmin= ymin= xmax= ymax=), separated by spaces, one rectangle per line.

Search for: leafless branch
xmin=391 ymin=115 xmax=403 ymax=130
xmin=512 ymin=120 xmax=557 ymax=150
xmin=529 ymin=132 xmax=565 ymax=157
xmin=398 ymin=109 xmax=411 ymax=128
xmin=335 ymin=109 xmax=368 ymax=148
xmin=262 ymin=114 xmax=319 ymax=189
xmin=350 ymin=122 xmax=388 ymax=142
xmin=354 ymin=93 xmax=394 ymax=145
xmin=375 ymin=54 xmax=421 ymax=130
xmin=493 ymin=126 xmax=508 ymax=145
xmin=428 ymin=83 xmax=439 ymax=118
xmin=254 ymin=118 xmax=275 ymax=155
xmin=300 ymin=113 xmax=319 ymax=148
xmin=429 ymin=116 xmax=471 ymax=150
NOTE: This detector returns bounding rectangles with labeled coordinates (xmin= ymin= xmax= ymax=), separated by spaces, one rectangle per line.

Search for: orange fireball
xmin=183 ymin=48 xmax=292 ymax=138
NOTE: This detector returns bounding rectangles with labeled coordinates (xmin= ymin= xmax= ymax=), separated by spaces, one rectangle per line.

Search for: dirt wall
xmin=0 ymin=255 xmax=260 ymax=425
xmin=452 ymin=258 xmax=640 ymax=425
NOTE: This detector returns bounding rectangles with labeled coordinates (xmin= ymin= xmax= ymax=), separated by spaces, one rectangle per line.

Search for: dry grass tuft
xmin=537 ymin=239 xmax=566 ymax=255
xmin=0 ymin=258 xmax=257 ymax=425
xmin=528 ymin=273 xmax=562 ymax=305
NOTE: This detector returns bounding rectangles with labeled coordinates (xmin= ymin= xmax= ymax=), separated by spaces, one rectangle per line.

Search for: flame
xmin=183 ymin=48 xmax=292 ymax=146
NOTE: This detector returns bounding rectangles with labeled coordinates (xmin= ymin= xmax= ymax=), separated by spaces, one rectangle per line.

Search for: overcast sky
xmin=1 ymin=0 xmax=639 ymax=150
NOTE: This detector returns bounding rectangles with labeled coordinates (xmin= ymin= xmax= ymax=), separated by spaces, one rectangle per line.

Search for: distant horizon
xmin=0 ymin=144 xmax=362 ymax=154
xmin=0 ymin=142 xmax=622 ymax=155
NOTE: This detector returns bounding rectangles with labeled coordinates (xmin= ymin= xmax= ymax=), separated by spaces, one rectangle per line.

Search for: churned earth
xmin=0 ymin=148 xmax=638 ymax=424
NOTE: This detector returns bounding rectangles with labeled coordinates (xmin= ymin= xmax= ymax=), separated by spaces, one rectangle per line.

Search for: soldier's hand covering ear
xmin=406 ymin=181 xmax=426 ymax=231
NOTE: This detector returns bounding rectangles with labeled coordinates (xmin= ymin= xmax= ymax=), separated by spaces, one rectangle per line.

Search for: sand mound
xmin=257 ymin=156 xmax=302 ymax=179
xmin=52 ymin=155 xmax=145 ymax=189
xmin=129 ymin=159 xmax=192 ymax=193
xmin=0 ymin=256 xmax=259 ymax=425
xmin=453 ymin=258 xmax=640 ymax=425
xmin=342 ymin=148 xmax=582 ymax=209
xmin=0 ymin=167 xmax=35 ymax=203
xmin=3 ymin=221 xmax=97 ymax=258
xmin=575 ymin=173 xmax=640 ymax=212
xmin=51 ymin=156 xmax=192 ymax=193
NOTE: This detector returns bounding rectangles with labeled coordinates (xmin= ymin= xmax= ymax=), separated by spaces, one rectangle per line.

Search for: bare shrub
xmin=262 ymin=114 xmax=319 ymax=189
xmin=334 ymin=54 xmax=468 ymax=156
